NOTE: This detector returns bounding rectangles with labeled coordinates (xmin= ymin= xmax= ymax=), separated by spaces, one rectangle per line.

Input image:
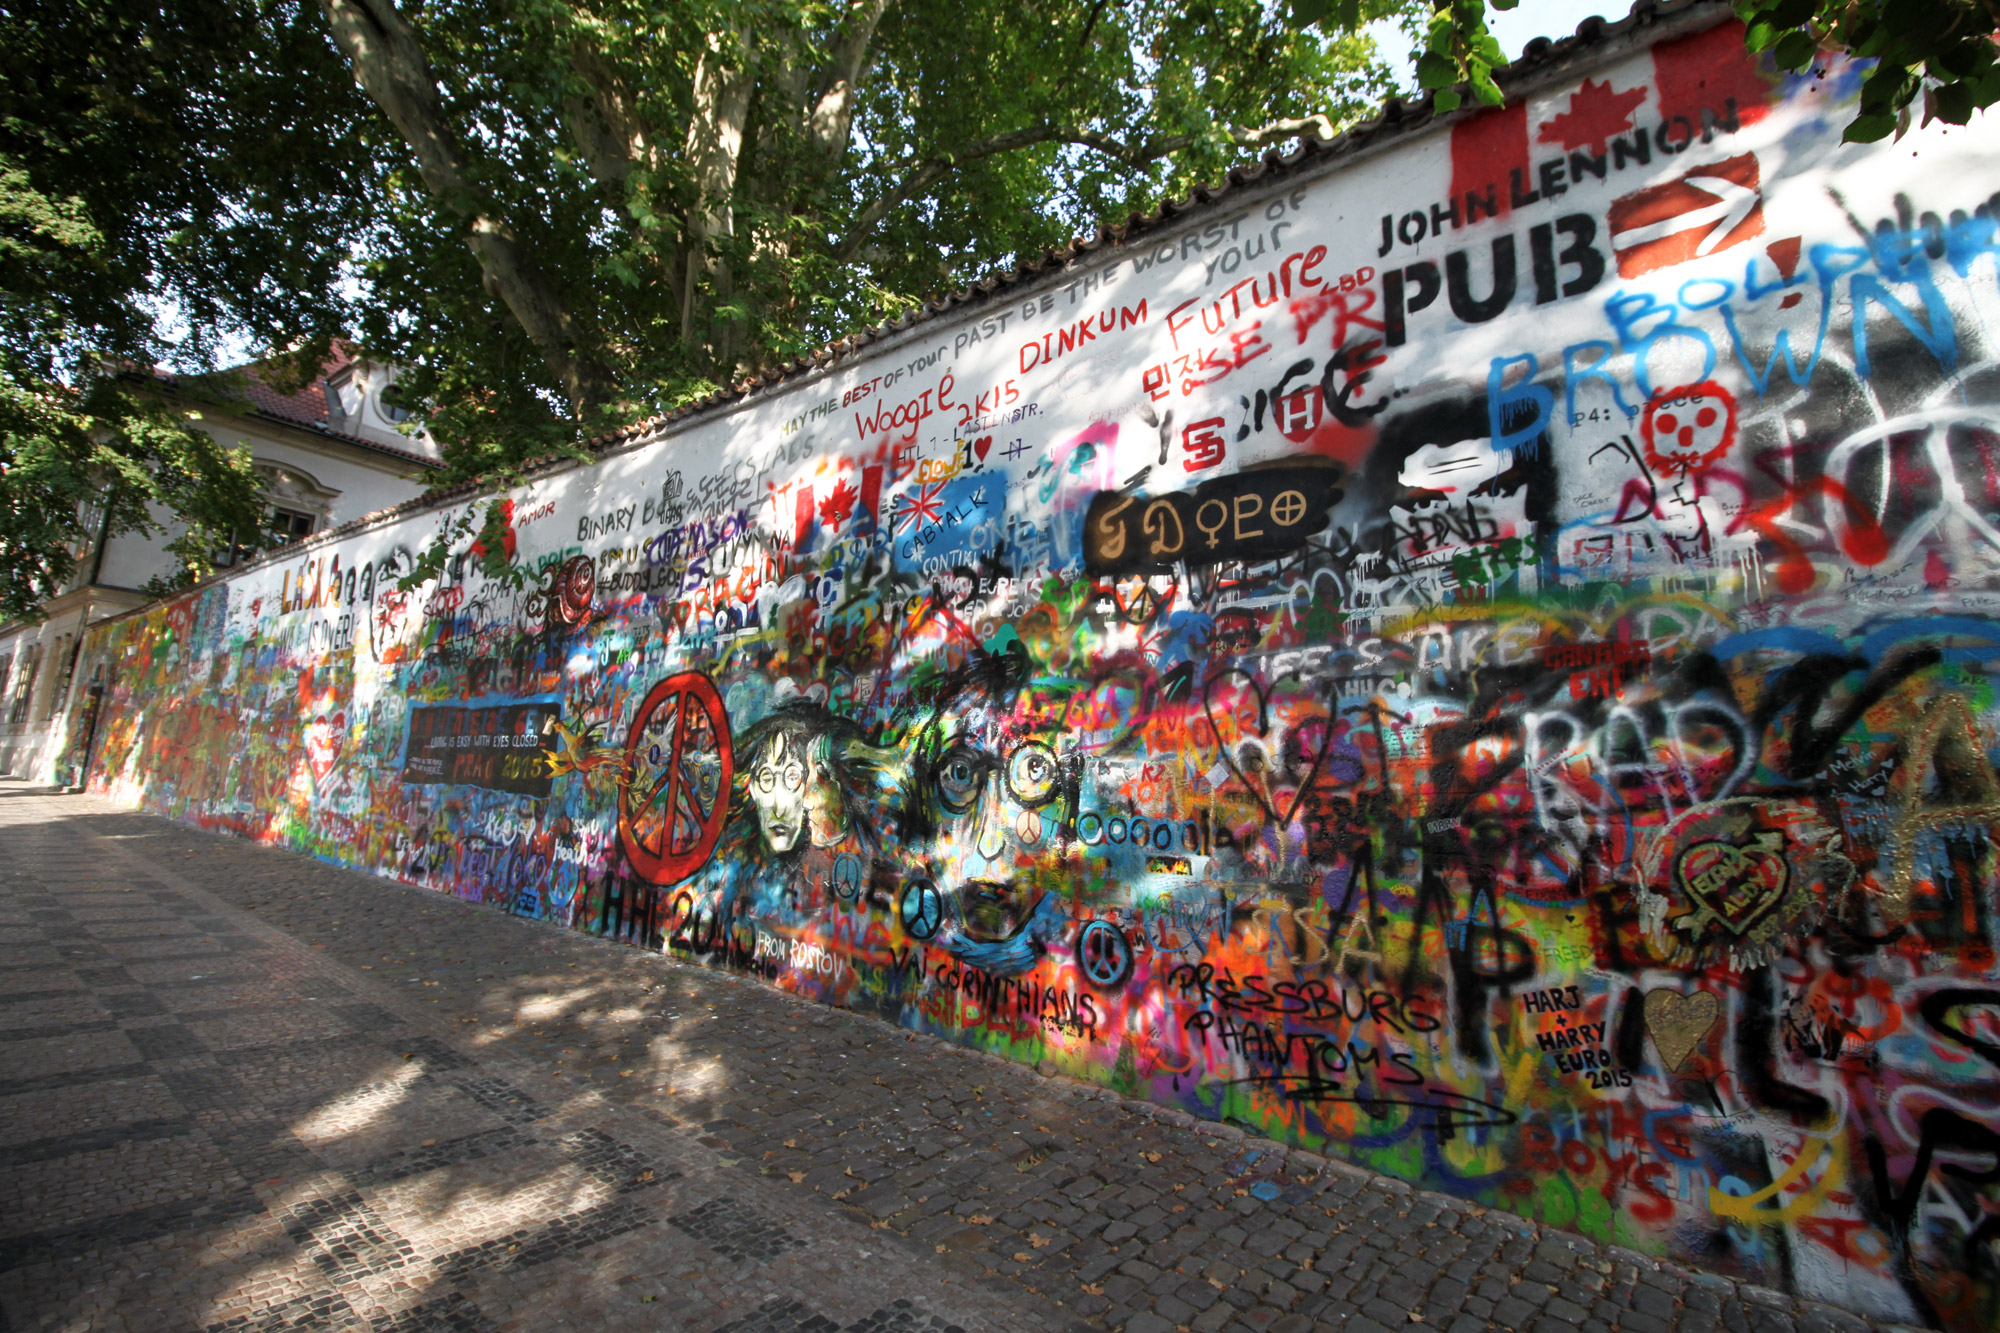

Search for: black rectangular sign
xmin=402 ymin=700 xmax=561 ymax=798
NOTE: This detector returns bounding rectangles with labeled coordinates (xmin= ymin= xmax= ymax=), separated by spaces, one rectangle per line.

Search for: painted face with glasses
xmin=747 ymin=733 xmax=844 ymax=854
xmin=907 ymin=650 xmax=1075 ymax=972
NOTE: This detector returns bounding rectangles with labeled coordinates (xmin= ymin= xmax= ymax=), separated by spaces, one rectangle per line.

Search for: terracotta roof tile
xmin=230 ymin=349 xmax=346 ymax=431
xmin=152 ymin=342 xmax=439 ymax=470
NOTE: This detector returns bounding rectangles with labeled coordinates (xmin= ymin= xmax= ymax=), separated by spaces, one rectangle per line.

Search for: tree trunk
xmin=682 ymin=28 xmax=758 ymax=364
xmin=321 ymin=0 xmax=618 ymax=422
xmin=809 ymin=0 xmax=895 ymax=167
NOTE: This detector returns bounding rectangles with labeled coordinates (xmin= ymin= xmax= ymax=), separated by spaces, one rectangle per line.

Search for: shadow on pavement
xmin=0 ymin=787 xmax=1763 ymax=1333
xmin=0 ymin=792 xmax=1108 ymax=1333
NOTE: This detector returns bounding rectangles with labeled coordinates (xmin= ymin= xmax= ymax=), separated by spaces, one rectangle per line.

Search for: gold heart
xmin=1644 ymin=989 xmax=1720 ymax=1073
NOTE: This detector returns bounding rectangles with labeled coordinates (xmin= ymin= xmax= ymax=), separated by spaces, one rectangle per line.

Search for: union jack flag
xmin=891 ymin=481 xmax=947 ymax=534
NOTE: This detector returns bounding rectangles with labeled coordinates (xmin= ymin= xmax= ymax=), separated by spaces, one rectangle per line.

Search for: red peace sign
xmin=618 ymin=673 xmax=734 ymax=884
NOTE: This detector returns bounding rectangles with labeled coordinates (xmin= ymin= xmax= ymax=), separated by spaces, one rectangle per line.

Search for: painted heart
xmin=303 ymin=711 xmax=345 ymax=788
xmin=1201 ymin=669 xmax=1335 ymax=829
xmin=1643 ymin=988 xmax=1720 ymax=1072
xmin=972 ymin=434 xmax=992 ymax=463
xmin=1674 ymin=834 xmax=1789 ymax=937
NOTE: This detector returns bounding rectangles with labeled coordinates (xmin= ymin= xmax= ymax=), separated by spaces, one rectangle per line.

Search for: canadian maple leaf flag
xmin=1608 ymin=152 xmax=1764 ymax=278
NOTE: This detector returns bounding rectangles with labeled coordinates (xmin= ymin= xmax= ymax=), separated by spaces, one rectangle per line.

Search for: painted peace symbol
xmin=618 ymin=672 xmax=734 ymax=885
xmin=830 ymin=853 xmax=863 ymax=902
xmin=899 ymin=879 xmax=944 ymax=941
xmin=1077 ymin=919 xmax=1133 ymax=989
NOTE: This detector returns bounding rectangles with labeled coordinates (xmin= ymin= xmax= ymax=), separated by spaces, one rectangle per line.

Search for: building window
xmin=9 ymin=643 xmax=41 ymax=726
xmin=0 ymin=655 xmax=12 ymax=707
xmin=265 ymin=506 xmax=317 ymax=545
xmin=215 ymin=504 xmax=319 ymax=568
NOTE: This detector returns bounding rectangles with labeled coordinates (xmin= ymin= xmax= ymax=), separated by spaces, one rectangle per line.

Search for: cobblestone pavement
xmin=0 ymin=782 xmax=1904 ymax=1333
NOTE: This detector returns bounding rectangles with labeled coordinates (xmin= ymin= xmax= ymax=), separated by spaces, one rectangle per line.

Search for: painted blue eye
xmin=1006 ymin=743 xmax=1058 ymax=806
xmin=937 ymin=746 xmax=983 ymax=812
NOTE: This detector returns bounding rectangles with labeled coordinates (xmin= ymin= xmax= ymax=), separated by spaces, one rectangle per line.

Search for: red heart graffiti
xmin=1674 ymin=834 xmax=1789 ymax=937
xmin=303 ymin=711 xmax=345 ymax=788
xmin=972 ymin=435 xmax=993 ymax=463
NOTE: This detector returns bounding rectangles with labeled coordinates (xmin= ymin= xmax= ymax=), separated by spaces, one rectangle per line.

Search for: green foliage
xmin=1415 ymin=0 xmax=1509 ymax=114
xmin=392 ymin=495 xmax=536 ymax=597
xmin=337 ymin=0 xmax=1423 ymax=481
xmin=0 ymin=0 xmax=378 ymax=620
xmin=3 ymin=0 xmax=1428 ymax=546
xmin=0 ymin=372 xmax=269 ymax=621
xmin=397 ymin=504 xmax=480 ymax=596
xmin=1733 ymin=0 xmax=2000 ymax=142
xmin=1292 ymin=0 xmax=1994 ymax=145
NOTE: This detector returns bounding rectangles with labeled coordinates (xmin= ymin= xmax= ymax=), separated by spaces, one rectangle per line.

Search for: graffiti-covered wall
xmin=73 ymin=9 xmax=2000 ymax=1326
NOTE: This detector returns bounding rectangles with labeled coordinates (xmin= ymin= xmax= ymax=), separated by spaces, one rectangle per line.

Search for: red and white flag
xmin=1608 ymin=153 xmax=1765 ymax=278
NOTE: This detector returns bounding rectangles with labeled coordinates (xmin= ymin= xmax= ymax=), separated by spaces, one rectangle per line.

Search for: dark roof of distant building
xmin=155 ymin=342 xmax=441 ymax=472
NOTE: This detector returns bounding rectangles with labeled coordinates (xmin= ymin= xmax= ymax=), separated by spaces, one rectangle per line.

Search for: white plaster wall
xmin=92 ymin=422 xmax=435 ymax=594
xmin=192 ymin=421 xmax=434 ymax=525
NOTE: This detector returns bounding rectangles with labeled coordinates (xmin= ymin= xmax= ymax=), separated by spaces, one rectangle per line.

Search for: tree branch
xmin=1052 ymin=0 xmax=1110 ymax=96
xmin=320 ymin=0 xmax=471 ymax=208
xmin=560 ymin=29 xmax=691 ymax=321
xmin=320 ymin=0 xmax=617 ymax=421
xmin=809 ymin=0 xmax=895 ymax=166
xmin=835 ymin=126 xmax=1058 ymax=261
xmin=833 ymin=124 xmax=1205 ymax=261
xmin=682 ymin=26 xmax=758 ymax=352
xmin=1066 ymin=128 xmax=1202 ymax=163
xmin=1227 ymin=114 xmax=1338 ymax=148
xmin=563 ymin=32 xmax=644 ymax=188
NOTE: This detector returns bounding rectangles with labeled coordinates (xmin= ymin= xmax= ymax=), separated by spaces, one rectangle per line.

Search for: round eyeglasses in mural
xmin=618 ymin=672 xmax=733 ymax=884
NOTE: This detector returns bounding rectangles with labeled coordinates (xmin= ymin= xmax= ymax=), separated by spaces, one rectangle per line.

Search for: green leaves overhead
xmin=1292 ymin=0 xmax=1364 ymax=32
xmin=1296 ymin=0 xmax=1998 ymax=146
xmin=324 ymin=0 xmax=1419 ymax=477
xmin=1414 ymin=0 xmax=1506 ymax=113
xmin=1736 ymin=0 xmax=2000 ymax=142
xmin=4 ymin=0 xmax=1423 ymax=551
xmin=0 ymin=372 xmax=269 ymax=621
xmin=0 ymin=0 xmax=371 ymax=619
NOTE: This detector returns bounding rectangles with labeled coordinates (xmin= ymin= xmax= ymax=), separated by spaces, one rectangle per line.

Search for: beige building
xmin=0 ymin=347 xmax=441 ymax=781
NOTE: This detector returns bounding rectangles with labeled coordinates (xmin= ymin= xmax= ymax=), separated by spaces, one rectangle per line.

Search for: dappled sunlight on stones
xmin=508 ymin=985 xmax=607 ymax=1026
xmin=3 ymin=792 xmax=1080 ymax=1320
xmin=4 ymin=786 xmax=1915 ymax=1333
xmin=285 ymin=1061 xmax=428 ymax=1148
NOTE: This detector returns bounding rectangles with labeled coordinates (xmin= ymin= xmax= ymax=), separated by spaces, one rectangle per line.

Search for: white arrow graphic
xmin=1611 ymin=174 xmax=1759 ymax=256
